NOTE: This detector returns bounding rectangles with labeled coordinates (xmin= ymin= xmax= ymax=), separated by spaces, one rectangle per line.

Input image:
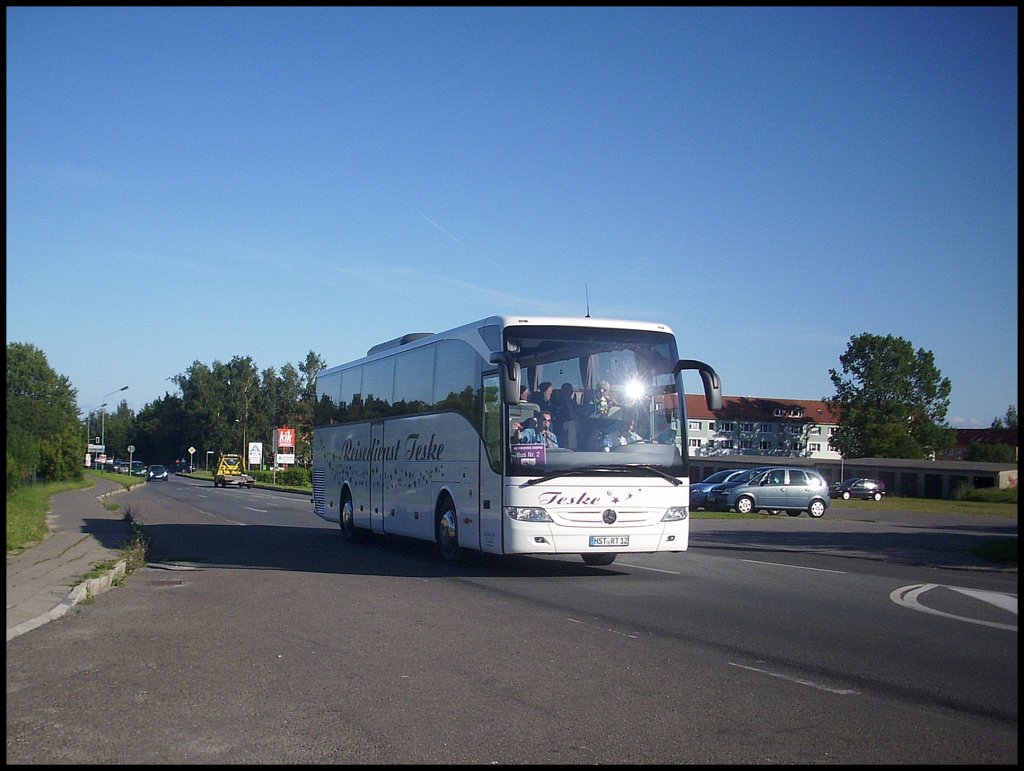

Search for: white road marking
xmin=729 ymin=662 xmax=859 ymax=695
xmin=890 ymin=584 xmax=1017 ymax=632
xmin=741 ymin=559 xmax=846 ymax=574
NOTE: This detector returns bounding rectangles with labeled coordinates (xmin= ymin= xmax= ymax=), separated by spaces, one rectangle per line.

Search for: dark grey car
xmin=689 ymin=468 xmax=747 ymax=509
xmin=146 ymin=464 xmax=169 ymax=481
xmin=830 ymin=477 xmax=886 ymax=501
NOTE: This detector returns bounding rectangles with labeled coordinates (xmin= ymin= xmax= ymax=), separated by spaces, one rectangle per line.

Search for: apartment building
xmin=684 ymin=395 xmax=842 ymax=461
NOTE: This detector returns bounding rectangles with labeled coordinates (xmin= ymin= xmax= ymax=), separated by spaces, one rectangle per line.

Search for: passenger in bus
xmin=617 ymin=420 xmax=643 ymax=445
xmin=653 ymin=412 xmax=677 ymax=444
xmin=519 ymin=385 xmax=530 ymax=403
xmin=549 ymin=382 xmax=580 ymax=449
xmin=589 ymin=380 xmax=619 ymax=416
xmin=530 ymin=381 xmax=554 ymax=412
xmin=551 ymin=382 xmax=578 ymax=426
xmin=514 ymin=411 xmax=559 ymax=448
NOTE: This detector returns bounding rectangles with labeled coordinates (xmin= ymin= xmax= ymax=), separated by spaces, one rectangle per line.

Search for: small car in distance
xmin=690 ymin=468 xmax=747 ymax=510
xmin=146 ymin=464 xmax=169 ymax=481
xmin=705 ymin=466 xmax=831 ymax=518
xmin=831 ymin=478 xmax=886 ymax=501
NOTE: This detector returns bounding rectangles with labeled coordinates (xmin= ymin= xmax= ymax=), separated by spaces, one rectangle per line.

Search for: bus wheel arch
xmin=435 ymin=493 xmax=465 ymax=564
xmin=339 ymin=486 xmax=367 ymax=542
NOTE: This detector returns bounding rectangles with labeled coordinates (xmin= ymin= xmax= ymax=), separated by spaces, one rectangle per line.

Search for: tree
xmin=6 ymin=342 xmax=82 ymax=489
xmin=964 ymin=442 xmax=1016 ymax=463
xmin=990 ymin=406 xmax=1018 ymax=431
xmin=296 ymin=351 xmax=326 ymax=466
xmin=825 ymin=333 xmax=955 ymax=459
xmin=133 ymin=393 xmax=189 ymax=465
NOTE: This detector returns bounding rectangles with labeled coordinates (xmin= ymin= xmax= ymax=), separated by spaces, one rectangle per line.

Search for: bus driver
xmin=513 ymin=411 xmax=559 ymax=448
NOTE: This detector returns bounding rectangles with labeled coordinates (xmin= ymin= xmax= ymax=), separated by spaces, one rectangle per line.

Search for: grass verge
xmin=6 ymin=477 xmax=92 ymax=551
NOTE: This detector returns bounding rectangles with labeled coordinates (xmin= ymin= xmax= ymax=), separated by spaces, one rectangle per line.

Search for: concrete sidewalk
xmin=6 ymin=476 xmax=136 ymax=642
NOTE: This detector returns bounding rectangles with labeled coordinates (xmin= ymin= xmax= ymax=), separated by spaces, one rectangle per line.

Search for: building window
xmin=718 ymin=421 xmax=734 ymax=432
xmin=774 ymin=408 xmax=785 ymax=417
xmin=759 ymin=423 xmax=773 ymax=433
xmin=740 ymin=440 xmax=752 ymax=450
xmin=739 ymin=422 xmax=754 ymax=432
xmin=688 ymin=421 xmax=701 ymax=431
xmin=688 ymin=438 xmax=702 ymax=448
xmin=788 ymin=408 xmax=803 ymax=417
xmin=809 ymin=426 xmax=821 ymax=435
xmin=809 ymin=443 xmax=821 ymax=452
xmin=719 ymin=439 xmax=734 ymax=449
xmin=759 ymin=440 xmax=772 ymax=450
xmin=829 ymin=427 xmax=837 ymax=436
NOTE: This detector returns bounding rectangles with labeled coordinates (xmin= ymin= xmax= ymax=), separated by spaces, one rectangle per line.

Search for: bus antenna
xmin=585 ymin=283 xmax=591 ymax=318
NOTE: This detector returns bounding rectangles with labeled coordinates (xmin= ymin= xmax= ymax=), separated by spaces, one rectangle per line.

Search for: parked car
xmin=705 ymin=466 xmax=831 ymax=518
xmin=146 ymin=464 xmax=169 ymax=481
xmin=690 ymin=468 xmax=747 ymax=509
xmin=830 ymin=477 xmax=886 ymax=501
xmin=113 ymin=460 xmax=130 ymax=474
xmin=130 ymin=460 xmax=147 ymax=476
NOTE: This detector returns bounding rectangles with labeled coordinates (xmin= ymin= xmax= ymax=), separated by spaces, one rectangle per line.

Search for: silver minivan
xmin=705 ymin=466 xmax=831 ymax=518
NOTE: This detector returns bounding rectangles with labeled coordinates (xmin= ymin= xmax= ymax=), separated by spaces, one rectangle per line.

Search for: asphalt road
xmin=6 ymin=478 xmax=1017 ymax=764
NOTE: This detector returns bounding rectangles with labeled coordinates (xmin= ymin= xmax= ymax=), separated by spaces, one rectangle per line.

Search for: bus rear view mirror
xmin=674 ymin=359 xmax=723 ymax=410
xmin=489 ymin=351 xmax=521 ymax=404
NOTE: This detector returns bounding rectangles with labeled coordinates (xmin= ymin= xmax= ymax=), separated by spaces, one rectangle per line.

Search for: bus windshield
xmin=504 ymin=325 xmax=686 ymax=475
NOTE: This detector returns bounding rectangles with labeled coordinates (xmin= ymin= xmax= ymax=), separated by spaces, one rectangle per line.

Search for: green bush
xmin=953 ymin=482 xmax=1017 ymax=504
xmin=249 ymin=467 xmax=311 ymax=488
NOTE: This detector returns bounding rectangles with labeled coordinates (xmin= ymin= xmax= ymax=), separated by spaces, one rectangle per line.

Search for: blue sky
xmin=6 ymin=7 xmax=1017 ymax=428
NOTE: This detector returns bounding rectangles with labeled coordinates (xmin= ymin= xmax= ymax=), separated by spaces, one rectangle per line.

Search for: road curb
xmin=6 ymin=558 xmax=129 ymax=642
xmin=6 ymin=481 xmax=137 ymax=643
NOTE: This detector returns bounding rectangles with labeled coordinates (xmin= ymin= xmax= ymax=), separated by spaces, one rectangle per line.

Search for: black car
xmin=830 ymin=477 xmax=886 ymax=501
xmin=146 ymin=464 xmax=169 ymax=481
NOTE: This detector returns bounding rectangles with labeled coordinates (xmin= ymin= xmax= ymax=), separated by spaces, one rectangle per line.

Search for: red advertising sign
xmin=276 ymin=427 xmax=295 ymax=449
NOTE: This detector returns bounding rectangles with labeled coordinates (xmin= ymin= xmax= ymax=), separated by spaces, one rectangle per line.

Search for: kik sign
xmin=276 ymin=427 xmax=295 ymax=449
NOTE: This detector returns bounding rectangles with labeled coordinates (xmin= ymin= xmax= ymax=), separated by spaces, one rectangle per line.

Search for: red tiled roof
xmin=685 ymin=395 xmax=840 ymax=424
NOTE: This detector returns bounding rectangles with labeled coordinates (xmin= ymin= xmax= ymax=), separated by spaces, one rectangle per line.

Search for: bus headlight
xmin=505 ymin=506 xmax=553 ymax=522
xmin=661 ymin=506 xmax=688 ymax=521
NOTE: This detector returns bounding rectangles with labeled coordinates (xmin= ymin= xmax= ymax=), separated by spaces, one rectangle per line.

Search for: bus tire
xmin=339 ymin=493 xmax=367 ymax=543
xmin=436 ymin=495 xmax=465 ymax=565
xmin=582 ymin=553 xmax=617 ymax=566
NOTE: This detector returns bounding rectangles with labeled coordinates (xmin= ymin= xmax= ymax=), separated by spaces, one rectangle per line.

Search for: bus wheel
xmin=339 ymin=494 xmax=366 ymax=543
xmin=582 ymin=553 xmax=617 ymax=566
xmin=436 ymin=496 xmax=464 ymax=564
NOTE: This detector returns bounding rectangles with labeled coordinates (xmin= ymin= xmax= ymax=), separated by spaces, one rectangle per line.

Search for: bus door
xmin=478 ymin=373 xmax=504 ymax=554
xmin=370 ymin=421 xmax=386 ymax=534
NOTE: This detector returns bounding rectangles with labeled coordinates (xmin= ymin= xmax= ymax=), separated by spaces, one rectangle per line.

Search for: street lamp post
xmin=93 ymin=402 xmax=107 ymax=465
xmin=100 ymin=386 xmax=129 ymax=453
xmin=82 ymin=403 xmax=106 ymax=468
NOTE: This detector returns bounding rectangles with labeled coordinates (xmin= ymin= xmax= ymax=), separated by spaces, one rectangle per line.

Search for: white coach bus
xmin=311 ymin=316 xmax=721 ymax=566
